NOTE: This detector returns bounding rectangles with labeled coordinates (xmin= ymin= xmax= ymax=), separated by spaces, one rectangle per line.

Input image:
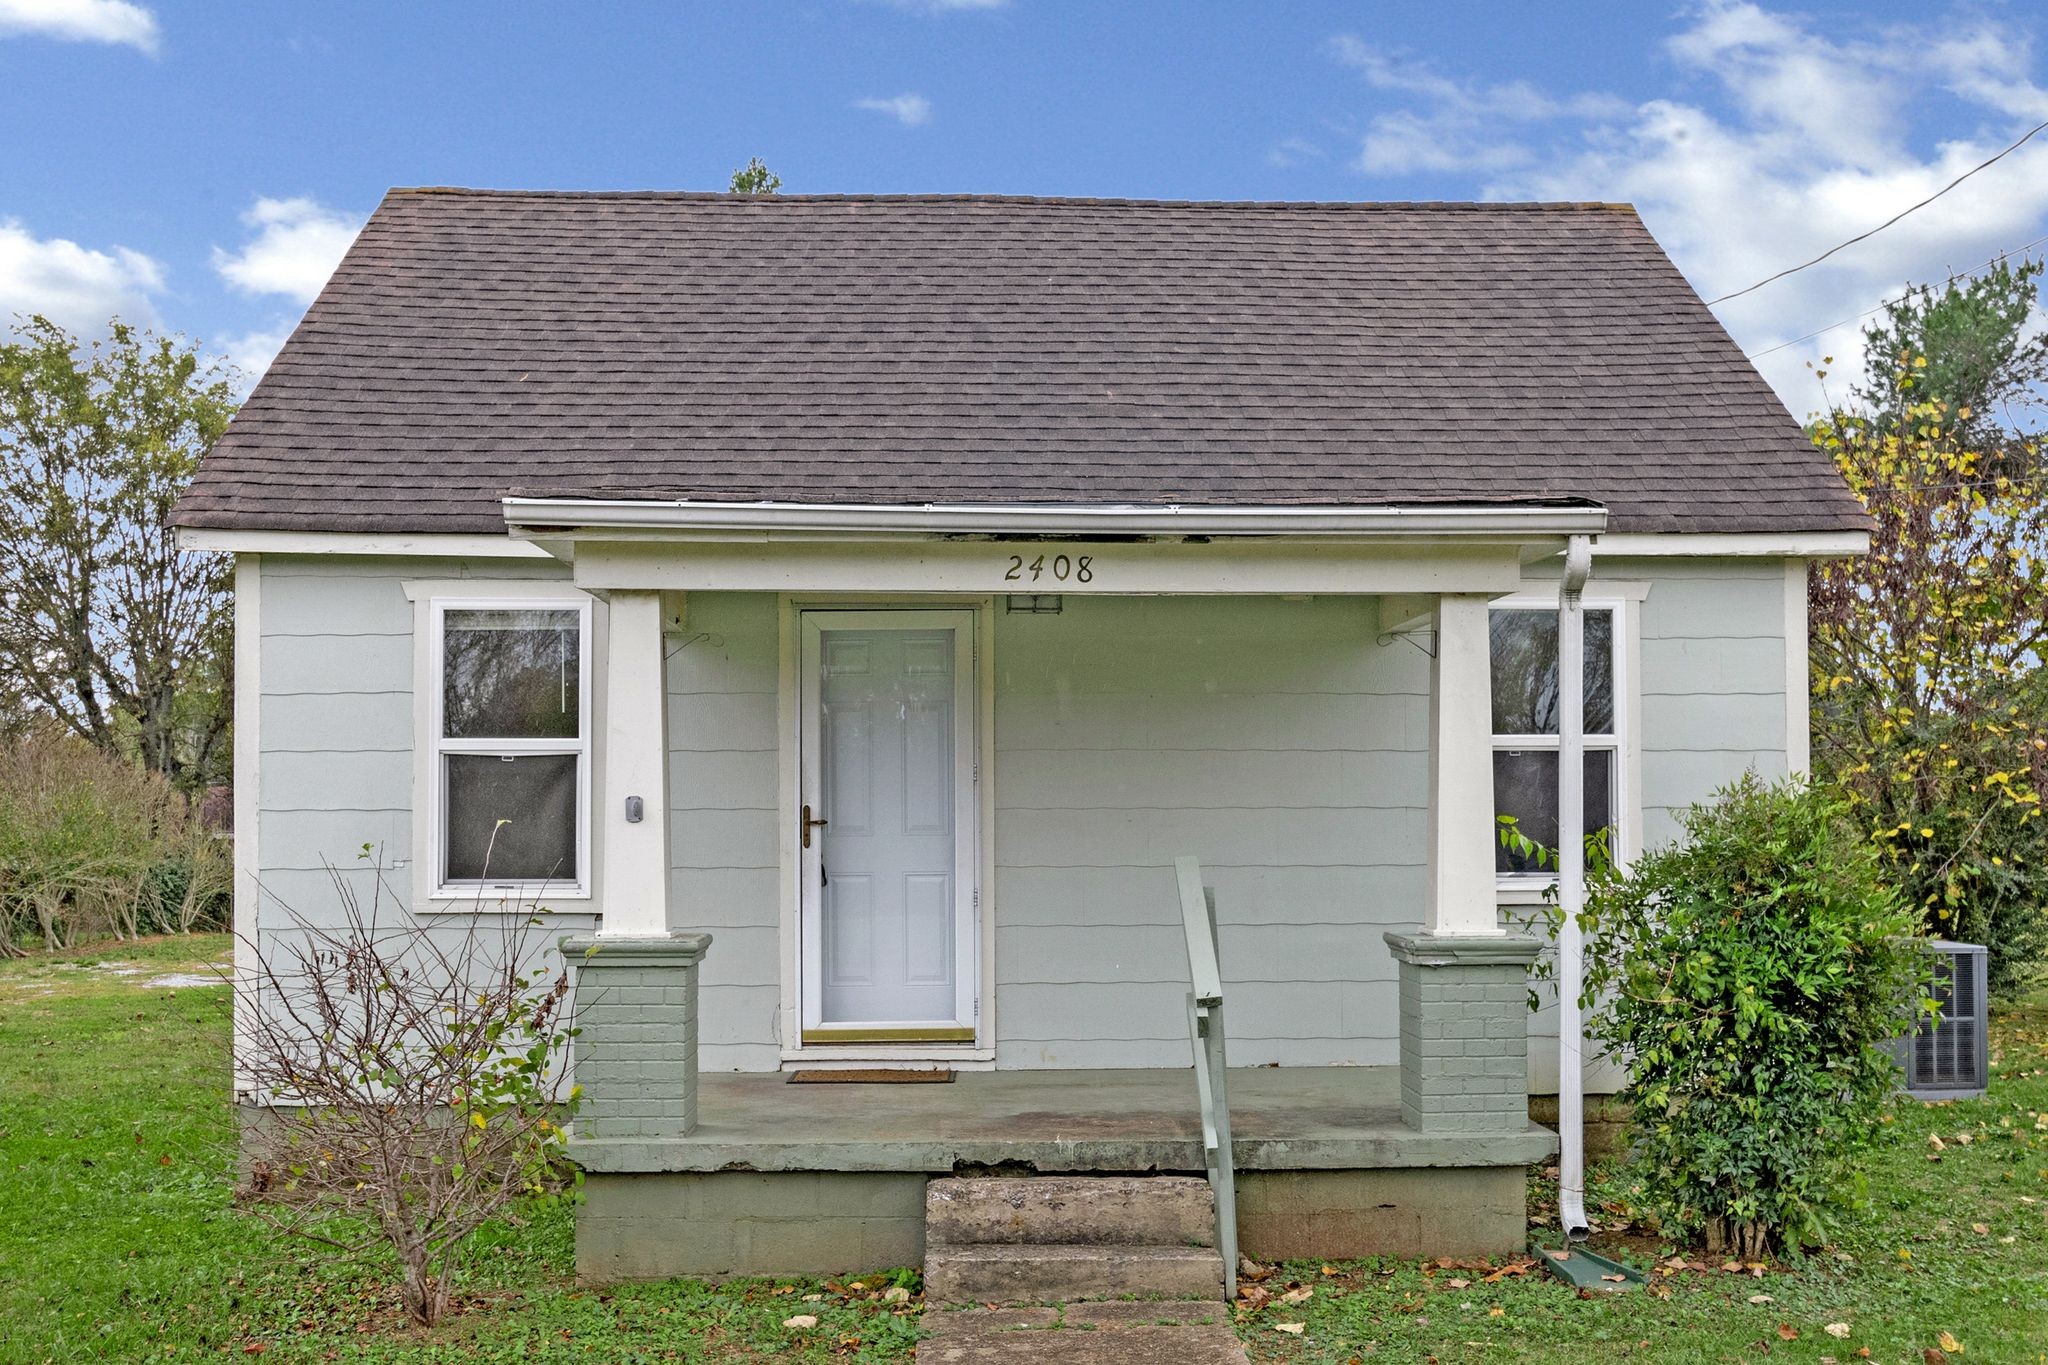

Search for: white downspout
xmin=1557 ymin=534 xmax=1594 ymax=1242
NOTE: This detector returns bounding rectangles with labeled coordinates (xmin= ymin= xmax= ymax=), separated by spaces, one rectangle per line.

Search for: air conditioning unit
xmin=1893 ymin=940 xmax=1989 ymax=1101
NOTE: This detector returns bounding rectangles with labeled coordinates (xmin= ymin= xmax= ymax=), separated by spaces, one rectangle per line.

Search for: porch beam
xmin=600 ymin=589 xmax=671 ymax=937
xmin=1423 ymin=594 xmax=1500 ymax=937
xmin=566 ymin=538 xmax=1535 ymax=597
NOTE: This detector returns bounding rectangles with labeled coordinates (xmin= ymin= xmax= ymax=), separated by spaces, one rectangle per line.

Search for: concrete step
xmin=925 ymin=1175 xmax=1216 ymax=1248
xmin=924 ymin=1243 xmax=1226 ymax=1306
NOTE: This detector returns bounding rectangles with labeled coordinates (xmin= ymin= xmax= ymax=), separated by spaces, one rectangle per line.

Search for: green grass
xmin=1242 ymin=990 xmax=2048 ymax=1363
xmin=0 ymin=937 xmax=918 ymax=1364
xmin=3 ymin=939 xmax=2045 ymax=1363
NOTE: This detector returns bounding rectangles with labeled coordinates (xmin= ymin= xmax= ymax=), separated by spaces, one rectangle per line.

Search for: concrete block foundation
xmin=1237 ymin=1167 xmax=1528 ymax=1261
xmin=577 ymin=1164 xmax=1532 ymax=1281
xmin=578 ymin=1171 xmax=928 ymax=1282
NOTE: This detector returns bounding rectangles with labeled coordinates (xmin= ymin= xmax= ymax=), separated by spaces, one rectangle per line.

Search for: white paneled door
xmin=798 ymin=611 xmax=977 ymax=1043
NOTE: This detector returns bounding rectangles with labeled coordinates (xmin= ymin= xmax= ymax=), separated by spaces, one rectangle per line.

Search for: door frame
xmin=777 ymin=598 xmax=994 ymax=1063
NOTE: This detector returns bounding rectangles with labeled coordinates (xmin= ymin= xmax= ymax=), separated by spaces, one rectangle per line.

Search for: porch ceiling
xmin=566 ymin=1066 xmax=1557 ymax=1175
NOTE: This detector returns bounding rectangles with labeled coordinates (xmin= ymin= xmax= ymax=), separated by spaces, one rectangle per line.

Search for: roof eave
xmin=499 ymin=496 xmax=1612 ymax=542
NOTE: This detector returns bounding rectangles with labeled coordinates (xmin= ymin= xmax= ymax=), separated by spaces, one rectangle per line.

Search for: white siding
xmin=666 ymin=593 xmax=784 ymax=1070
xmin=253 ymin=555 xmax=595 ymax=939
xmin=991 ymin=595 xmax=1422 ymax=1068
xmin=252 ymin=560 xmax=1803 ymax=1083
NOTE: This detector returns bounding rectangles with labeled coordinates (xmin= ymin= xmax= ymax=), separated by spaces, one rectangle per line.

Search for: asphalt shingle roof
xmin=171 ymin=190 xmax=1867 ymax=536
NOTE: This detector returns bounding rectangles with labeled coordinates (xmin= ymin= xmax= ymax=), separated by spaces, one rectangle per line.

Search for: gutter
xmin=1556 ymin=533 xmax=1594 ymax=1243
xmin=501 ymin=496 xmax=1609 ymax=540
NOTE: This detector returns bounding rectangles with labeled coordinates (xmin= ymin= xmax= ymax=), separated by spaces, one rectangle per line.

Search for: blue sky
xmin=3 ymin=0 xmax=2046 ymax=413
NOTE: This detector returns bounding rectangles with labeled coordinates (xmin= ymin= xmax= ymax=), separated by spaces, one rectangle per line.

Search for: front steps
xmin=923 ymin=1176 xmax=1227 ymax=1305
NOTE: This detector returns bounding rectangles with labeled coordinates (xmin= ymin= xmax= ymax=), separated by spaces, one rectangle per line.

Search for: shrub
xmin=0 ymin=729 xmax=228 ymax=953
xmin=1577 ymin=774 xmax=1927 ymax=1258
xmin=237 ymin=854 xmax=578 ymax=1327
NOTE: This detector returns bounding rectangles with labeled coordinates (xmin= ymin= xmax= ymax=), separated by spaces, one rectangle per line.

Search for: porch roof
xmin=566 ymin=1067 xmax=1557 ymax=1175
xmin=172 ymin=191 xmax=1866 ymax=539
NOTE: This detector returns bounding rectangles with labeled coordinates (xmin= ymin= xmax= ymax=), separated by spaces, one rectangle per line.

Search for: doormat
xmin=786 ymin=1068 xmax=955 ymax=1084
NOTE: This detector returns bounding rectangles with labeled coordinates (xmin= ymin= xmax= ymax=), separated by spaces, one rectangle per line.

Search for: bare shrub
xmin=0 ymin=728 xmax=225 ymax=954
xmin=236 ymin=851 xmax=577 ymax=1327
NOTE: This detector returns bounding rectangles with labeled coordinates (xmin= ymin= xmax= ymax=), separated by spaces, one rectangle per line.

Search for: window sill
xmin=420 ymin=889 xmax=595 ymax=911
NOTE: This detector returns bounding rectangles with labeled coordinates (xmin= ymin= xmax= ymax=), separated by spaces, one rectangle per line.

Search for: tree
xmin=0 ymin=315 xmax=237 ymax=790
xmin=1852 ymin=259 xmax=2046 ymax=464
xmin=1809 ymin=376 xmax=2048 ymax=990
xmin=729 ymin=157 xmax=782 ymax=195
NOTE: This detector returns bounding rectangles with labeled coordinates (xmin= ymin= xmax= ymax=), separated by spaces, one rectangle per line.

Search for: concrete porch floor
xmin=567 ymin=1065 xmax=1557 ymax=1174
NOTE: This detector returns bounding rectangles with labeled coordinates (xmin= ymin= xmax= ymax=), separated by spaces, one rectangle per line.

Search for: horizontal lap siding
xmin=254 ymin=555 xmax=597 ymax=937
xmin=1629 ymin=560 xmax=1793 ymax=851
xmin=1521 ymin=558 xmax=1796 ymax=1093
xmin=666 ymin=593 xmax=782 ymax=1071
xmin=992 ymin=596 xmax=1424 ymax=1069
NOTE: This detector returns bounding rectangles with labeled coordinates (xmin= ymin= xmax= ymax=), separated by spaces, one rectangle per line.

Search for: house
xmin=171 ymin=190 xmax=1867 ymax=1292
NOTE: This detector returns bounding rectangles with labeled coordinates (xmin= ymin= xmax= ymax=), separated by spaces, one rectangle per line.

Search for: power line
xmin=1745 ymin=231 xmax=2048 ymax=361
xmin=1708 ymin=118 xmax=2048 ymax=308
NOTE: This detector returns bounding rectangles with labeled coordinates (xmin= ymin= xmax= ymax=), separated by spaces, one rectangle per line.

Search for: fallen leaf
xmin=1274 ymin=1322 xmax=1305 ymax=1335
xmin=1826 ymin=1323 xmax=1853 ymax=1338
xmin=1971 ymin=1223 xmax=1989 ymax=1235
xmin=1278 ymin=1287 xmax=1313 ymax=1305
xmin=1748 ymin=1294 xmax=1775 ymax=1305
xmin=1937 ymin=1330 xmax=1963 ymax=1353
xmin=883 ymin=1286 xmax=911 ymax=1304
xmin=1925 ymin=1350 xmax=1950 ymax=1365
xmin=1778 ymin=1324 xmax=1799 ymax=1341
xmin=782 ymin=1315 xmax=818 ymax=1330
xmin=1601 ymin=1274 xmax=1627 ymax=1282
xmin=1444 ymin=1277 xmax=1470 ymax=1289
xmin=1488 ymin=1306 xmax=1505 ymax=1318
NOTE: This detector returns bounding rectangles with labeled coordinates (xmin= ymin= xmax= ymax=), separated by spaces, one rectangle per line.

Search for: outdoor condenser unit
xmin=1893 ymin=940 xmax=1990 ymax=1101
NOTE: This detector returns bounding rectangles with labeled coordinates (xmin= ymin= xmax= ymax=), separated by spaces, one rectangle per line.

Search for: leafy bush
xmin=0 ymin=729 xmax=229 ymax=953
xmin=1577 ymin=775 xmax=1928 ymax=1258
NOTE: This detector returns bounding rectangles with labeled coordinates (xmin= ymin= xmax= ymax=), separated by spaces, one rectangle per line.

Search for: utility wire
xmin=1745 ymin=231 xmax=2048 ymax=360
xmin=1708 ymin=118 xmax=2048 ymax=308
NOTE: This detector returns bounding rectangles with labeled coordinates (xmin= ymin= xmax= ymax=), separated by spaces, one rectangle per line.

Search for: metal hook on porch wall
xmin=1374 ymin=627 xmax=1438 ymax=659
xmin=664 ymin=631 xmax=724 ymax=660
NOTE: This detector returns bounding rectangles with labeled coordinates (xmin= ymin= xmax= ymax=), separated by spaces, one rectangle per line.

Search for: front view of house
xmin=173 ymin=190 xmax=1867 ymax=1289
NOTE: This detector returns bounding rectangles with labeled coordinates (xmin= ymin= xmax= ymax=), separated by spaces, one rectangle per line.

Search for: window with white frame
xmin=431 ymin=600 xmax=591 ymax=895
xmin=1490 ymin=598 xmax=1623 ymax=882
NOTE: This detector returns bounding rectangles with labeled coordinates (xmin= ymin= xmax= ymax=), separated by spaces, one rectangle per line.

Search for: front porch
xmin=571 ymin=1066 xmax=1556 ymax=1281
xmin=530 ymin=502 xmax=1602 ymax=1282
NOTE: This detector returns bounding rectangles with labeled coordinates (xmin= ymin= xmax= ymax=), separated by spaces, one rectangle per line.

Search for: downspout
xmin=1557 ymin=534 xmax=1594 ymax=1242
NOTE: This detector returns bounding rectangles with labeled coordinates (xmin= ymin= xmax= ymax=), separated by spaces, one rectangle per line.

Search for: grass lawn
xmin=1 ymin=936 xmax=2045 ymax=1363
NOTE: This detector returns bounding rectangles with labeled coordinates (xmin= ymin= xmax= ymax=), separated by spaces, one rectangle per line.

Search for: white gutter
xmin=501 ymin=496 xmax=1609 ymax=539
xmin=1556 ymin=533 xmax=1594 ymax=1243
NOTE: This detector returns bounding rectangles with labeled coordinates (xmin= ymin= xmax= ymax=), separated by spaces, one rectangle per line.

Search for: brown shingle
xmin=171 ymin=190 xmax=1866 ymax=536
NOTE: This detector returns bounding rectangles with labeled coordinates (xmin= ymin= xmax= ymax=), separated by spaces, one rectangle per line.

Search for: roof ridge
xmin=385 ymin=187 xmax=1639 ymax=213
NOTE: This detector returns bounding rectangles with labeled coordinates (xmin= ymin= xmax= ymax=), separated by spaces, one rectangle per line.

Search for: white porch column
xmin=599 ymin=589 xmax=672 ymax=937
xmin=1423 ymin=593 xmax=1501 ymax=937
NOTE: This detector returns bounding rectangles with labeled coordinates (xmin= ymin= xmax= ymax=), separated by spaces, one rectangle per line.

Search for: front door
xmin=798 ymin=610 xmax=978 ymax=1044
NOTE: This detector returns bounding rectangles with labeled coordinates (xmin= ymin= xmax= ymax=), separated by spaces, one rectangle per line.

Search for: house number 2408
xmin=1004 ymin=553 xmax=1093 ymax=583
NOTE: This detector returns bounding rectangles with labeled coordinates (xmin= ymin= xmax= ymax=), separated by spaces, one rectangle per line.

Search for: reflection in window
xmin=1490 ymin=605 xmax=1621 ymax=877
xmin=435 ymin=602 xmax=588 ymax=891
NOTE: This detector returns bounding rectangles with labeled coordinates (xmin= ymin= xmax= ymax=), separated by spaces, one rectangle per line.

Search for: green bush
xmin=0 ymin=729 xmax=229 ymax=953
xmin=1578 ymin=774 xmax=1928 ymax=1258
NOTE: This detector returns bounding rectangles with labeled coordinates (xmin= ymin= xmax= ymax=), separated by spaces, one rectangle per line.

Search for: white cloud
xmin=0 ymin=0 xmax=158 ymax=52
xmin=855 ymin=93 xmax=934 ymax=127
xmin=1267 ymin=136 xmax=1326 ymax=170
xmin=1321 ymin=2 xmax=2048 ymax=415
xmin=0 ymin=218 xmax=163 ymax=334
xmin=211 ymin=196 xmax=364 ymax=305
xmin=217 ymin=325 xmax=291 ymax=382
xmin=1327 ymin=35 xmax=1625 ymax=177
